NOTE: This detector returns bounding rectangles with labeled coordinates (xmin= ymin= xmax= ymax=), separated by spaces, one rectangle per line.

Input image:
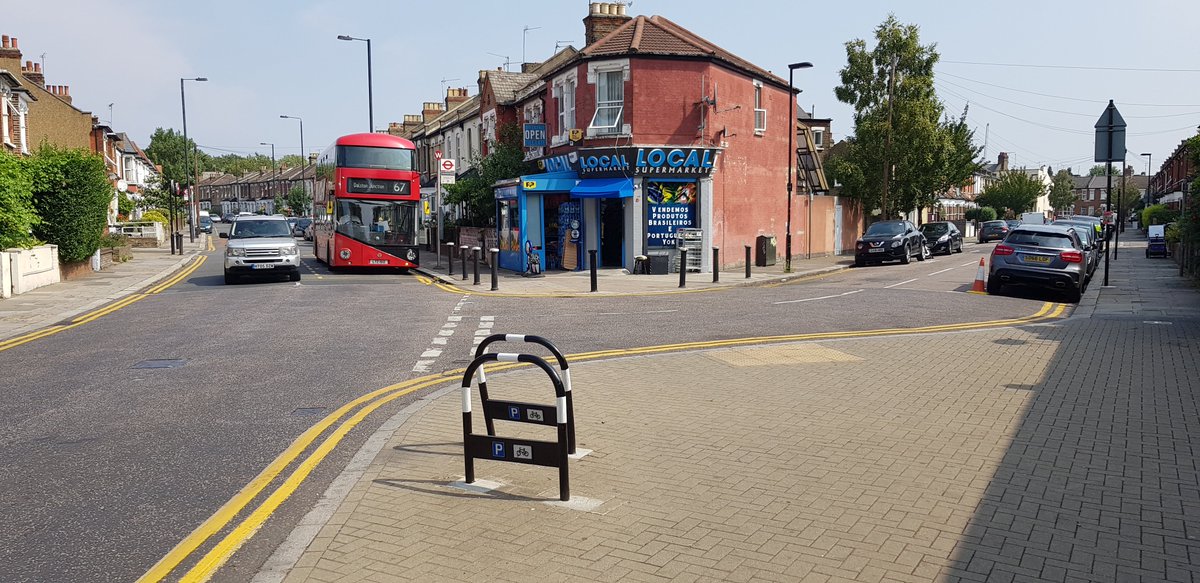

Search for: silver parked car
xmin=987 ymin=224 xmax=1087 ymax=302
xmin=219 ymin=215 xmax=301 ymax=284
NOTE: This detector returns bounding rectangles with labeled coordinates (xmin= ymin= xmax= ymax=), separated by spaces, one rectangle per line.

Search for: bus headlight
xmin=339 ymin=249 xmax=351 ymax=260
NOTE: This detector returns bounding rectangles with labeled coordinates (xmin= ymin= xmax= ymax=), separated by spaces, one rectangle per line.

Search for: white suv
xmin=219 ymin=215 xmax=301 ymax=284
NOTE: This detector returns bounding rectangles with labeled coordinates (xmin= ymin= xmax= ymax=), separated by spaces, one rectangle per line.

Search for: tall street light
xmin=260 ymin=142 xmax=276 ymax=211
xmin=338 ymin=35 xmax=373 ymax=132
xmin=1141 ymin=152 xmax=1153 ymax=207
xmin=181 ymin=76 xmax=207 ymax=247
xmin=281 ymin=115 xmax=308 ymax=218
xmin=785 ymin=61 xmax=813 ymax=273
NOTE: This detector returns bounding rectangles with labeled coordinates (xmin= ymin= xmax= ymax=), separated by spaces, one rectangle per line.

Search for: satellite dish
xmin=116 ymin=179 xmax=129 ymax=192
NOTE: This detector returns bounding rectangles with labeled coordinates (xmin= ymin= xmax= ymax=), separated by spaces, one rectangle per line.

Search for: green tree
xmin=24 ymin=145 xmax=113 ymax=262
xmin=286 ymin=185 xmax=312 ymax=217
xmin=1114 ymin=179 xmax=1143 ymax=216
xmin=976 ymin=171 xmax=1043 ymax=216
xmin=117 ymin=190 xmax=136 ymax=218
xmin=1141 ymin=204 xmax=1178 ymax=227
xmin=0 ymin=150 xmax=40 ymax=249
xmin=278 ymin=154 xmax=307 ymax=169
xmin=965 ymin=206 xmax=996 ymax=222
xmin=1049 ymin=170 xmax=1077 ymax=214
xmin=828 ymin=15 xmax=981 ymax=218
xmin=145 ymin=128 xmax=206 ymax=186
xmin=1087 ymin=164 xmax=1112 ymax=176
xmin=444 ymin=123 xmax=533 ymax=226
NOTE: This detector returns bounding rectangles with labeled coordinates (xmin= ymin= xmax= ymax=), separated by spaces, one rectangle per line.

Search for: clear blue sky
xmin=11 ymin=0 xmax=1199 ymax=175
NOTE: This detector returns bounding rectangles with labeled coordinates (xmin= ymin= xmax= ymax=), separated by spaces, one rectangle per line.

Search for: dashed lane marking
xmin=884 ymin=278 xmax=919 ymax=289
xmin=773 ymin=289 xmax=864 ymax=305
xmin=928 ymin=267 xmax=955 ymax=276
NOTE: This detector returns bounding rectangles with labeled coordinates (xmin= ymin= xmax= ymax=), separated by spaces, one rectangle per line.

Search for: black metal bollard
xmin=460 ymin=245 xmax=469 ymax=280
xmin=713 ymin=247 xmax=720 ymax=283
xmin=679 ymin=248 xmax=688 ymax=288
xmin=444 ymin=242 xmax=455 ymax=273
xmin=489 ymin=248 xmax=499 ymax=291
xmin=745 ymin=245 xmax=752 ymax=278
xmin=589 ymin=249 xmax=598 ymax=292
xmin=472 ymin=246 xmax=481 ymax=285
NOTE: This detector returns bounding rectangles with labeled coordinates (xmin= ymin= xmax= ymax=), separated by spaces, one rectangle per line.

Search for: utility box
xmin=646 ymin=252 xmax=671 ymax=275
xmin=755 ymin=235 xmax=777 ymax=267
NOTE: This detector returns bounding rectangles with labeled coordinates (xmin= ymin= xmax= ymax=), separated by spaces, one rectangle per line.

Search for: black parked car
xmin=919 ymin=221 xmax=963 ymax=255
xmin=854 ymin=220 xmax=928 ymax=266
xmin=978 ymin=220 xmax=1010 ymax=243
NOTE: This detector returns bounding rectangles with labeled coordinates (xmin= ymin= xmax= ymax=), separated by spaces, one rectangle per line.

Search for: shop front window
xmin=646 ymin=181 xmax=698 ymax=248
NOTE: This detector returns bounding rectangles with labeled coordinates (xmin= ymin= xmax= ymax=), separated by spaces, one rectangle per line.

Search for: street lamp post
xmin=1141 ymin=152 xmax=1152 ymax=209
xmin=785 ymin=61 xmax=813 ymax=273
xmin=337 ymin=35 xmax=373 ymax=132
xmin=260 ymin=142 xmax=276 ymax=212
xmin=281 ymin=115 xmax=308 ymax=218
xmin=180 ymin=76 xmax=207 ymax=248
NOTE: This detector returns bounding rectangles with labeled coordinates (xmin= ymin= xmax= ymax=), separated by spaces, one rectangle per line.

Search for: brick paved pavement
xmin=258 ymin=236 xmax=1200 ymax=583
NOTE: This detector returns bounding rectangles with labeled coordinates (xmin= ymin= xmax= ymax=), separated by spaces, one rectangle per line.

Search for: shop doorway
xmin=600 ymin=198 xmax=624 ymax=267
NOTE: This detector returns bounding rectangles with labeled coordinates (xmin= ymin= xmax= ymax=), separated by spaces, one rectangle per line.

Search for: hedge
xmin=0 ymin=150 xmax=39 ymax=249
xmin=25 ymin=145 xmax=113 ymax=262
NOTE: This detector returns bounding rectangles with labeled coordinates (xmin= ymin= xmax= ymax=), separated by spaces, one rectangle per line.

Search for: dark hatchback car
xmin=1052 ymin=219 xmax=1101 ymax=280
xmin=919 ymin=221 xmax=963 ymax=255
xmin=978 ymin=220 xmax=1010 ymax=243
xmin=855 ymin=220 xmax=927 ymax=266
xmin=988 ymin=224 xmax=1087 ymax=302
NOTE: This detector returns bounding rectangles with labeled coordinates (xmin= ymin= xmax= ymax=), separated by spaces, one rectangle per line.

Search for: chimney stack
xmin=24 ymin=63 xmax=43 ymax=86
xmin=422 ymin=101 xmax=445 ymax=124
xmin=583 ymin=3 xmax=631 ymax=46
xmin=998 ymin=152 xmax=1009 ymax=172
xmin=60 ymin=85 xmax=72 ymax=104
xmin=0 ymin=34 xmax=21 ymax=63
xmin=445 ymin=87 xmax=469 ymax=109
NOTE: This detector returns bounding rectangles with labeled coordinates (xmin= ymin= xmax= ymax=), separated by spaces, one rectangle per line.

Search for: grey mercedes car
xmin=219 ymin=215 xmax=301 ymax=284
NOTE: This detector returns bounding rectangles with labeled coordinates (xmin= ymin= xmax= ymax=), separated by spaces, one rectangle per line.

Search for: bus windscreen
xmin=338 ymin=145 xmax=413 ymax=171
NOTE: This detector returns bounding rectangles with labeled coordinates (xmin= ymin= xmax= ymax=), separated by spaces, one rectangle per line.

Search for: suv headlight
xmin=280 ymin=245 xmax=298 ymax=256
xmin=226 ymin=247 xmax=246 ymax=257
xmin=938 ymin=234 xmax=949 ymax=242
xmin=890 ymin=240 xmax=902 ymax=248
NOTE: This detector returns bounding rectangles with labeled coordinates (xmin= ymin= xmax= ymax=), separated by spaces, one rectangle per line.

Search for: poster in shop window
xmin=646 ymin=181 xmax=696 ymax=248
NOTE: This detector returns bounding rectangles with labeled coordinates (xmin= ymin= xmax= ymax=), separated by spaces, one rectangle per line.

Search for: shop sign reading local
xmin=576 ymin=147 xmax=719 ymax=178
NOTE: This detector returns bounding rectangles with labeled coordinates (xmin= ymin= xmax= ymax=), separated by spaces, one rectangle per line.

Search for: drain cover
xmin=292 ymin=407 xmax=325 ymax=416
xmin=133 ymin=359 xmax=186 ymax=369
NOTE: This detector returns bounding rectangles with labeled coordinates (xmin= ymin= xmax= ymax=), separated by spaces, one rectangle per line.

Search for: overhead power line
xmin=937 ymin=78 xmax=1200 ymax=120
xmin=940 ymin=60 xmax=1200 ymax=73
xmin=937 ymin=70 xmax=1200 ymax=108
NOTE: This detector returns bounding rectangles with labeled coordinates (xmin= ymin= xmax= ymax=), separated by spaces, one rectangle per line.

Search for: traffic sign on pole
xmin=440 ymin=159 xmax=456 ymax=174
xmin=435 ymin=149 xmax=443 ymax=160
xmin=1094 ymin=100 xmax=1126 ymax=163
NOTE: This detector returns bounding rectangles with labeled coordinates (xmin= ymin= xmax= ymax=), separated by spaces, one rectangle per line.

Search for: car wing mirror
xmin=219 ymin=232 xmax=229 ymax=239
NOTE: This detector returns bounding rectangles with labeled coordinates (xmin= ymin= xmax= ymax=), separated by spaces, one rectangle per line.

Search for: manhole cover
xmin=292 ymin=407 xmax=325 ymax=416
xmin=133 ymin=359 xmax=186 ymax=369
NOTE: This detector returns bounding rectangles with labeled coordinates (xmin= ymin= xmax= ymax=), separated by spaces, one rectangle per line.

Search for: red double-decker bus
xmin=312 ymin=133 xmax=421 ymax=269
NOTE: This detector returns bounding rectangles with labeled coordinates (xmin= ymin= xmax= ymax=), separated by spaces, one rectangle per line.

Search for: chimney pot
xmin=2 ymin=36 xmax=8 ymax=48
xmin=591 ymin=3 xmax=601 ymax=14
xmin=34 ymin=62 xmax=40 ymax=73
xmin=10 ymin=37 xmax=17 ymax=49
xmin=63 ymin=85 xmax=69 ymax=95
xmin=24 ymin=60 xmax=31 ymax=71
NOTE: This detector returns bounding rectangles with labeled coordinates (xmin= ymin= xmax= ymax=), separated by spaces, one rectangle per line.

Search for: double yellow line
xmin=0 ymin=255 xmax=206 ymax=353
xmin=143 ymin=300 xmax=1067 ymax=582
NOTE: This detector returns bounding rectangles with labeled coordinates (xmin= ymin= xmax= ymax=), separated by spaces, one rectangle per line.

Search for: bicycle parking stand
xmin=461 ymin=352 xmax=571 ymax=501
xmin=472 ymin=334 xmax=575 ymax=454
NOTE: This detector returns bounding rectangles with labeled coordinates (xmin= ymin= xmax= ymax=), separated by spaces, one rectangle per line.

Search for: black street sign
xmin=1094 ymin=100 xmax=1127 ymax=163
xmin=483 ymin=400 xmax=558 ymax=427
xmin=466 ymin=435 xmax=562 ymax=468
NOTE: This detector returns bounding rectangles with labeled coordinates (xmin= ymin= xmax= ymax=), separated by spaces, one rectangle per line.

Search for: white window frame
xmin=753 ymin=80 xmax=766 ymax=134
xmin=586 ymin=60 xmax=630 ymax=137
xmin=812 ymin=128 xmax=824 ymax=148
xmin=550 ymin=69 xmax=578 ymax=146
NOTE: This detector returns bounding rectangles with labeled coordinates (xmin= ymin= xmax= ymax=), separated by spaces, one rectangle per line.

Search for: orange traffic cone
xmin=969 ymin=257 xmax=987 ymax=294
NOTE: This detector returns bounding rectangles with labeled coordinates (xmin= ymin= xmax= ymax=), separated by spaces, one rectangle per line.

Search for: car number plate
xmin=369 ymin=259 xmax=389 ymax=265
xmin=1022 ymin=255 xmax=1051 ymax=264
xmin=251 ymin=263 xmax=275 ymax=269
xmin=868 ymin=248 xmax=885 ymax=253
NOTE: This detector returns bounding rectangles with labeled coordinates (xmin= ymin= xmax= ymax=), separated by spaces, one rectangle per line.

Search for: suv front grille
xmin=246 ymin=248 xmax=281 ymax=258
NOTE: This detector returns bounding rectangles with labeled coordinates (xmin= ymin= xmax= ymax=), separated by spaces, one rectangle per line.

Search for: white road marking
xmin=928 ymin=267 xmax=954 ymax=276
xmin=773 ymin=289 xmax=864 ymax=305
xmin=480 ymin=315 xmax=495 ymax=321
xmin=884 ymin=278 xmax=919 ymax=289
xmin=412 ymin=360 xmax=434 ymax=373
xmin=595 ymin=309 xmax=680 ymax=316
xmin=432 ymin=337 xmax=448 ymax=345
xmin=961 ymin=261 xmax=979 ymax=267
xmin=420 ymin=349 xmax=442 ymax=358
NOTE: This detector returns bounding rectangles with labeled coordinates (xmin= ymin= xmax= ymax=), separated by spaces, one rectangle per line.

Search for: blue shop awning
xmin=570 ymin=177 xmax=634 ymax=199
xmin=520 ymin=171 xmax=579 ymax=192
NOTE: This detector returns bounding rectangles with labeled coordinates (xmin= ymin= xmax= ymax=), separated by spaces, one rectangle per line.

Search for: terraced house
xmin=396 ymin=2 xmax=850 ymax=275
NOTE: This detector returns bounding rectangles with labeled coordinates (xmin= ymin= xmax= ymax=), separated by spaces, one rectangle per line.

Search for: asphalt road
xmin=0 ymin=234 xmax=1075 ymax=582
